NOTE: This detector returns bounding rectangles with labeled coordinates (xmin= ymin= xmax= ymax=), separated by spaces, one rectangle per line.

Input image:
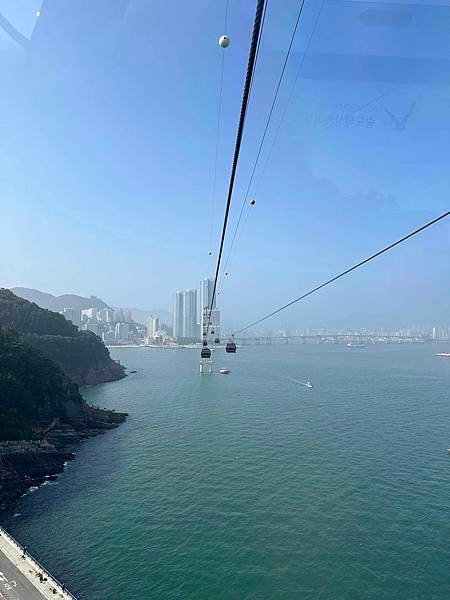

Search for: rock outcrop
xmin=0 ymin=290 xmax=129 ymax=514
xmin=0 ymin=407 xmax=127 ymax=513
xmin=63 ymin=361 xmax=126 ymax=386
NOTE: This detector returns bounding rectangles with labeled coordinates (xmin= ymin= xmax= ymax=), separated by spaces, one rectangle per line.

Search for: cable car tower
xmin=199 ymin=305 xmax=212 ymax=374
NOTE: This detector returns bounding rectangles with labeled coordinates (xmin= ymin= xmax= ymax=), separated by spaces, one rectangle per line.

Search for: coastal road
xmin=0 ymin=551 xmax=48 ymax=600
xmin=0 ymin=528 xmax=72 ymax=600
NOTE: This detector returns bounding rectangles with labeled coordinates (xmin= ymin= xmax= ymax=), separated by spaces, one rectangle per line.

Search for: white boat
xmin=305 ymin=381 xmax=313 ymax=388
xmin=347 ymin=343 xmax=366 ymax=348
xmin=219 ymin=368 xmax=230 ymax=374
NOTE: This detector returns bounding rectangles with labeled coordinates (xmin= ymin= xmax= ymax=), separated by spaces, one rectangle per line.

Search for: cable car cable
xmin=218 ymin=0 xmax=307 ymax=286
xmin=233 ymin=211 xmax=450 ymax=335
xmin=211 ymin=1 xmax=268 ymax=284
xmin=247 ymin=0 xmax=269 ymax=103
xmin=206 ymin=0 xmax=267 ymax=336
xmin=208 ymin=0 xmax=231 ymax=255
xmin=252 ymin=0 xmax=325 ymax=193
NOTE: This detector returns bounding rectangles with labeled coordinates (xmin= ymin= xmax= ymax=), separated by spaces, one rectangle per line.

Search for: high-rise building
xmin=199 ymin=278 xmax=219 ymax=341
xmin=199 ymin=278 xmax=216 ymax=314
xmin=433 ymin=326 xmax=449 ymax=341
xmin=173 ymin=291 xmax=184 ymax=339
xmin=173 ymin=289 xmax=198 ymax=341
xmin=98 ymin=308 xmax=114 ymax=323
xmin=114 ymin=308 xmax=125 ymax=323
xmin=209 ymin=308 xmax=221 ymax=340
xmin=183 ymin=289 xmax=198 ymax=339
xmin=115 ymin=322 xmax=129 ymax=343
xmin=147 ymin=316 xmax=160 ymax=339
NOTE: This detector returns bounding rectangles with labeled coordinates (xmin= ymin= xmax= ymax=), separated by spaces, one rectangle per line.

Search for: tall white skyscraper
xmin=200 ymin=278 xmax=216 ymax=314
xmin=173 ymin=289 xmax=198 ymax=341
xmin=147 ymin=316 xmax=160 ymax=339
xmin=173 ymin=291 xmax=184 ymax=339
xmin=210 ymin=308 xmax=221 ymax=339
xmin=199 ymin=278 xmax=220 ymax=341
xmin=115 ymin=323 xmax=129 ymax=343
xmin=183 ymin=289 xmax=198 ymax=339
xmin=433 ymin=326 xmax=449 ymax=341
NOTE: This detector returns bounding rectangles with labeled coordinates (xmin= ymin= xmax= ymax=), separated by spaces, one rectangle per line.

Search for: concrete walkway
xmin=0 ymin=527 xmax=75 ymax=600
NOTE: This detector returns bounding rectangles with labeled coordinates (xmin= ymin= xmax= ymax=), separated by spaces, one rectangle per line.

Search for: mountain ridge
xmin=11 ymin=287 xmax=110 ymax=312
xmin=11 ymin=288 xmax=172 ymax=324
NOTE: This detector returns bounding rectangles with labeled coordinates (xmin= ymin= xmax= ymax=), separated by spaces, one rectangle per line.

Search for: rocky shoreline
xmin=0 ymin=406 xmax=128 ymax=514
xmin=62 ymin=360 xmax=127 ymax=386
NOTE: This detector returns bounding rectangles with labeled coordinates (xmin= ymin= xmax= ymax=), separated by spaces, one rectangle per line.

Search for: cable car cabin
xmin=214 ymin=337 xmax=220 ymax=344
xmin=226 ymin=341 xmax=237 ymax=353
xmin=201 ymin=347 xmax=211 ymax=359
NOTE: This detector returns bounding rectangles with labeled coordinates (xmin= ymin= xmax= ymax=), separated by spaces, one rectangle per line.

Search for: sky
xmin=0 ymin=0 xmax=449 ymax=330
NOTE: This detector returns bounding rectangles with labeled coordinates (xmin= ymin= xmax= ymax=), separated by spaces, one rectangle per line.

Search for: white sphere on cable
xmin=218 ymin=35 xmax=230 ymax=48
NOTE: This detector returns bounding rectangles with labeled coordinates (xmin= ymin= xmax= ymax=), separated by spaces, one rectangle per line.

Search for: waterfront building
xmin=115 ymin=322 xmax=130 ymax=343
xmin=173 ymin=291 xmax=184 ymax=339
xmin=173 ymin=289 xmax=198 ymax=341
xmin=199 ymin=278 xmax=220 ymax=341
xmin=183 ymin=289 xmax=198 ymax=339
xmin=147 ymin=316 xmax=160 ymax=339
xmin=432 ymin=326 xmax=450 ymax=341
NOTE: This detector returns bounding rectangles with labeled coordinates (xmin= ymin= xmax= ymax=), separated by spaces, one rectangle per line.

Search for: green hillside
xmin=0 ymin=289 xmax=78 ymax=336
xmin=0 ymin=289 xmax=125 ymax=385
xmin=0 ymin=328 xmax=83 ymax=440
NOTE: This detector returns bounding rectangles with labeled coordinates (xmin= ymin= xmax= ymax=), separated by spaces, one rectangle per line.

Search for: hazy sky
xmin=0 ymin=0 xmax=449 ymax=329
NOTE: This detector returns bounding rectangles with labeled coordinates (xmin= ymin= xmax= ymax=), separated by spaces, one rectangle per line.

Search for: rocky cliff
xmin=0 ymin=289 xmax=126 ymax=386
xmin=0 ymin=406 xmax=127 ymax=513
xmin=61 ymin=359 xmax=126 ymax=386
xmin=0 ymin=321 xmax=128 ymax=513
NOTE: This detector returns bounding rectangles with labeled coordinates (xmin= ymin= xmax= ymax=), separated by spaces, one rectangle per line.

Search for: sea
xmin=3 ymin=343 xmax=450 ymax=599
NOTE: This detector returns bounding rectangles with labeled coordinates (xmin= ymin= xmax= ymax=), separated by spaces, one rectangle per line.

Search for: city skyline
xmin=52 ymin=286 xmax=450 ymax=345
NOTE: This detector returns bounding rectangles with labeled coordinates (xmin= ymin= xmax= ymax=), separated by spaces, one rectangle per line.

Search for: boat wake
xmin=288 ymin=377 xmax=314 ymax=388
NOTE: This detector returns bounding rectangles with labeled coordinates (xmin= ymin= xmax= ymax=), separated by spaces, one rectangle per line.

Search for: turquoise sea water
xmin=3 ymin=344 xmax=450 ymax=599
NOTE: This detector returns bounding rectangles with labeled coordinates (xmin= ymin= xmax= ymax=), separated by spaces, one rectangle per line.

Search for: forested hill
xmin=0 ymin=326 xmax=127 ymax=510
xmin=0 ymin=289 xmax=125 ymax=385
xmin=0 ymin=289 xmax=78 ymax=336
xmin=0 ymin=328 xmax=83 ymax=440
